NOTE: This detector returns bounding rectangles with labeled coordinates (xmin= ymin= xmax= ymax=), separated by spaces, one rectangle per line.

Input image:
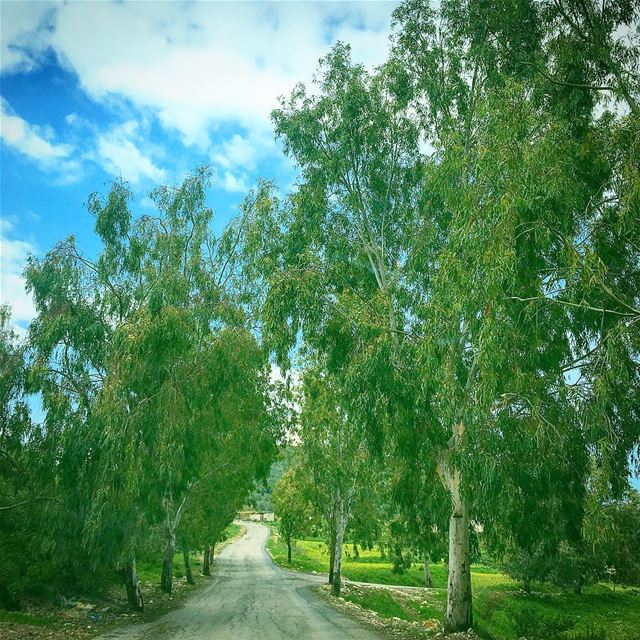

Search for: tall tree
xmin=25 ymin=168 xmax=278 ymax=606
xmin=297 ymin=366 xmax=372 ymax=596
xmin=272 ymin=465 xmax=314 ymax=563
xmin=237 ymin=2 xmax=639 ymax=628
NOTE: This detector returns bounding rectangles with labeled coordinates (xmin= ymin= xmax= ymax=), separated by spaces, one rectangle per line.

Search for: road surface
xmin=98 ymin=522 xmax=384 ymax=640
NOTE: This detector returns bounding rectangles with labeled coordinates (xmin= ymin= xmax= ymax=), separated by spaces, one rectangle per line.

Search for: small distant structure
xmin=238 ymin=510 xmax=275 ymax=522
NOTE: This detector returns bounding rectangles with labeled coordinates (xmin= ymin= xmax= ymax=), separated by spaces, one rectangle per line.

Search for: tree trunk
xmin=202 ymin=546 xmax=212 ymax=576
xmin=287 ymin=536 xmax=292 ymax=563
xmin=424 ymin=554 xmax=433 ymax=588
xmin=182 ymin=544 xmax=195 ymax=585
xmin=523 ymin=576 xmax=531 ymax=594
xmin=161 ymin=535 xmax=175 ymax=594
xmin=122 ymin=556 xmax=144 ymax=611
xmin=442 ymin=464 xmax=473 ymax=632
xmin=328 ymin=526 xmax=337 ymax=584
xmin=331 ymin=494 xmax=347 ymax=597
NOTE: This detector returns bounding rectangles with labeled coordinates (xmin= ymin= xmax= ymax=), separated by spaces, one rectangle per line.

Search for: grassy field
xmin=266 ymin=529 xmax=640 ymax=640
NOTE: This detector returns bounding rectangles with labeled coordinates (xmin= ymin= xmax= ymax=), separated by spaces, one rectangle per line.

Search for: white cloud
xmin=95 ymin=121 xmax=166 ymax=184
xmin=213 ymin=170 xmax=251 ymax=194
xmin=0 ymin=220 xmax=37 ymax=334
xmin=211 ymin=133 xmax=266 ymax=172
xmin=0 ymin=98 xmax=84 ymax=183
xmin=1 ymin=98 xmax=72 ymax=162
xmin=0 ymin=1 xmax=55 ymax=73
xmin=5 ymin=1 xmax=397 ymax=147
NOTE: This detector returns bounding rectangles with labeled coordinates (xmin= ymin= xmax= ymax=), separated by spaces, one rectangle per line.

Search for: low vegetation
xmin=0 ymin=524 xmax=244 ymax=640
xmin=267 ymin=529 xmax=640 ymax=640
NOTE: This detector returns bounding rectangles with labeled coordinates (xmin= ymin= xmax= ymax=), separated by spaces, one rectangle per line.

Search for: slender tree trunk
xmin=161 ymin=533 xmax=175 ymax=594
xmin=441 ymin=460 xmax=472 ymax=632
xmin=328 ymin=526 xmax=337 ymax=584
xmin=182 ymin=544 xmax=195 ymax=585
xmin=122 ymin=556 xmax=144 ymax=611
xmin=287 ymin=535 xmax=292 ymax=563
xmin=424 ymin=554 xmax=433 ymax=588
xmin=202 ymin=546 xmax=212 ymax=576
xmin=331 ymin=494 xmax=347 ymax=597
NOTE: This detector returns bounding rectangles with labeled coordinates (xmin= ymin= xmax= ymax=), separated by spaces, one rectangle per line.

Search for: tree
xmin=272 ymin=466 xmax=313 ymax=563
xmin=25 ymin=168 xmax=279 ymax=607
xmin=296 ymin=367 xmax=373 ymax=596
xmin=0 ymin=307 xmax=35 ymax=608
xmin=236 ymin=1 xmax=639 ymax=629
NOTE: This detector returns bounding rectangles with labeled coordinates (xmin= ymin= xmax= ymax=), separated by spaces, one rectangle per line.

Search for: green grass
xmin=0 ymin=610 xmax=59 ymax=627
xmin=224 ymin=523 xmax=242 ymax=540
xmin=267 ymin=530 xmax=640 ymax=640
xmin=343 ymin=587 xmax=413 ymax=620
xmin=475 ymin=585 xmax=640 ymax=640
xmin=137 ymin=523 xmax=244 ymax=584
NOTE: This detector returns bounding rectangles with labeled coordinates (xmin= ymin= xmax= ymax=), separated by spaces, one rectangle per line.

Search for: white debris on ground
xmin=313 ymin=583 xmax=480 ymax=640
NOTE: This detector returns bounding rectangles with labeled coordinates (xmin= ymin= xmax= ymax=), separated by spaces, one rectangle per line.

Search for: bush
xmin=513 ymin=607 xmax=575 ymax=640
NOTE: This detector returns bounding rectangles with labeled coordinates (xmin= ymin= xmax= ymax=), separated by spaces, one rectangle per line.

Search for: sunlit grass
xmin=267 ymin=530 xmax=640 ymax=640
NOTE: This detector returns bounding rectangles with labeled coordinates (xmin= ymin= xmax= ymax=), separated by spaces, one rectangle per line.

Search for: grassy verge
xmin=0 ymin=523 xmax=246 ymax=640
xmin=267 ymin=529 xmax=640 ymax=640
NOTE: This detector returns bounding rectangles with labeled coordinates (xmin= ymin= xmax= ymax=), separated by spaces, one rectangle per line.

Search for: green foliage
xmin=6 ymin=168 xmax=280 ymax=607
xmin=272 ymin=466 xmax=314 ymax=560
xmin=343 ymin=588 xmax=411 ymax=621
xmin=512 ymin=608 xmax=576 ymax=640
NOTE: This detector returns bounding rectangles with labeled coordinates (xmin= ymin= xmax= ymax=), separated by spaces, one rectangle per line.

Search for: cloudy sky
xmin=1 ymin=0 xmax=398 ymax=336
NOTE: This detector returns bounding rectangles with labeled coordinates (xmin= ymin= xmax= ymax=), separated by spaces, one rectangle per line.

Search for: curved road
xmin=99 ymin=522 xmax=383 ymax=640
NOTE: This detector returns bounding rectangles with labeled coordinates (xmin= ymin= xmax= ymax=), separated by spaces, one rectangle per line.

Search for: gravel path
xmin=97 ymin=522 xmax=384 ymax=640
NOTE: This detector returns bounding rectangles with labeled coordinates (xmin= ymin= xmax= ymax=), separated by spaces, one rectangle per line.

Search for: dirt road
xmin=98 ymin=522 xmax=384 ymax=640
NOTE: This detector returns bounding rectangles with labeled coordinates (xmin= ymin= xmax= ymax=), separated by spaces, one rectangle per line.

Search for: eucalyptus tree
xmin=26 ymin=178 xmax=142 ymax=603
xmin=295 ymin=366 xmax=373 ymax=596
xmin=26 ymin=168 xmax=278 ymax=606
xmin=0 ymin=306 xmax=30 ymax=509
xmin=0 ymin=307 xmax=36 ymax=607
xmin=236 ymin=4 xmax=639 ymax=629
xmin=89 ymin=170 xmax=276 ymax=596
xmin=388 ymin=0 xmax=639 ymax=626
xmin=272 ymin=465 xmax=314 ymax=563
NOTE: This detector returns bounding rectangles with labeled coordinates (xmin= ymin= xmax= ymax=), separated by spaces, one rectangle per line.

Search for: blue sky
xmin=1 ymin=0 xmax=397 ymax=336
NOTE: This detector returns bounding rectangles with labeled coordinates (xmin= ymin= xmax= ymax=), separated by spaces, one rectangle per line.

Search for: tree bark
xmin=161 ymin=534 xmax=175 ymax=594
xmin=424 ymin=554 xmax=433 ymax=588
xmin=202 ymin=546 xmax=212 ymax=576
xmin=440 ymin=459 xmax=472 ymax=632
xmin=331 ymin=493 xmax=347 ymax=597
xmin=182 ymin=544 xmax=195 ymax=585
xmin=122 ymin=556 xmax=144 ymax=611
xmin=328 ymin=526 xmax=337 ymax=584
xmin=287 ymin=536 xmax=292 ymax=563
